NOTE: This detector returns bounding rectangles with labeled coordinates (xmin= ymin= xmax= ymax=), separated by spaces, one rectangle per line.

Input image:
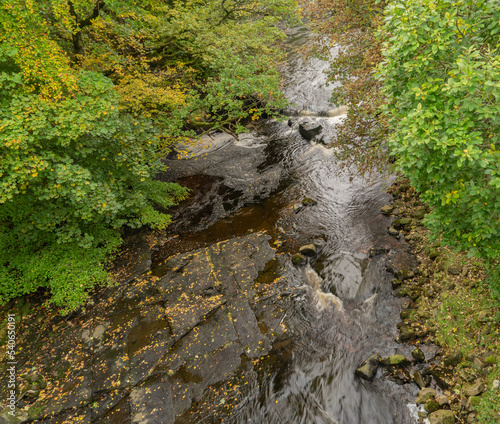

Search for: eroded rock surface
xmin=0 ymin=233 xmax=288 ymax=423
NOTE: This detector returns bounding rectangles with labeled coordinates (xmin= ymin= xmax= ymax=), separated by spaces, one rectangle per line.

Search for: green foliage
xmin=378 ymin=0 xmax=500 ymax=261
xmin=0 ymin=0 xmax=299 ymax=311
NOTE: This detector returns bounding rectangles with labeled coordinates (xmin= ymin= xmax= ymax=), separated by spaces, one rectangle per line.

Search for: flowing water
xmin=156 ymin=26 xmax=419 ymax=424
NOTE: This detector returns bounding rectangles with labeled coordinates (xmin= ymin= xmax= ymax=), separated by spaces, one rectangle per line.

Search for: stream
xmin=0 ymin=25 xmax=425 ymax=424
xmin=155 ymin=27 xmax=420 ymax=424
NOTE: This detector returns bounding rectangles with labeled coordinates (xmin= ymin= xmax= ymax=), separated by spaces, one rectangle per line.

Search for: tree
xmin=0 ymin=0 xmax=299 ymax=312
xmin=378 ymin=0 xmax=500 ymax=261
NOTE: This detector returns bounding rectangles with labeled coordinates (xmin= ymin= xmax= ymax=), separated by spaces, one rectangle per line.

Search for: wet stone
xmin=159 ymin=307 xmax=238 ymax=375
xmin=293 ymin=203 xmax=305 ymax=214
xmin=416 ymin=388 xmax=437 ymax=404
xmin=130 ymin=376 xmax=174 ymax=424
xmin=355 ymin=354 xmax=381 ymax=380
xmin=399 ymin=324 xmax=416 ymax=341
xmin=302 ymin=197 xmax=317 ymax=206
xmin=370 ymin=247 xmax=388 ymax=257
xmin=413 ymin=371 xmax=430 ymax=389
xmin=292 ymin=254 xmax=307 ymax=267
xmin=299 ymin=244 xmax=317 ymax=257
xmin=228 ymin=294 xmax=271 ymax=358
xmin=298 ymin=121 xmax=323 ymax=140
xmin=92 ymin=305 xmax=172 ymax=391
xmin=425 ymin=399 xmax=440 ymax=413
xmin=412 ymin=348 xmax=426 ymax=362
xmin=184 ymin=342 xmax=242 ymax=401
xmin=382 ymin=354 xmax=408 ymax=366
xmin=430 ymin=365 xmax=455 ymax=390
xmin=429 ymin=410 xmax=455 ymax=424
xmin=112 ymin=232 xmax=152 ymax=285
xmin=165 ymin=293 xmax=224 ymax=336
xmin=436 ymin=394 xmax=449 ymax=407
xmin=381 ymin=205 xmax=394 ymax=215
xmin=91 ymin=389 xmax=130 ymax=422
xmin=388 ymin=227 xmax=399 ymax=237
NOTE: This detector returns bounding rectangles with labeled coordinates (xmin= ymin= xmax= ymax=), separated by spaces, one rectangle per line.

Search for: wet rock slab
xmin=0 ymin=232 xmax=285 ymax=423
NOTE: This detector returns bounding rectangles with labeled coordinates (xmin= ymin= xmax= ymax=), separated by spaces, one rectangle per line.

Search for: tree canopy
xmin=379 ymin=0 xmax=500 ymax=261
xmin=0 ymin=0 xmax=299 ymax=312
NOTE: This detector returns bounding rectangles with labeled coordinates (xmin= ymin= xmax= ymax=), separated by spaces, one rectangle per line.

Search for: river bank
xmin=380 ymin=179 xmax=500 ymax=424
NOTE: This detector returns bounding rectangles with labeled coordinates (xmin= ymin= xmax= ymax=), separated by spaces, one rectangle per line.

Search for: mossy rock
xmin=394 ymin=287 xmax=409 ymax=298
xmin=411 ymin=208 xmax=426 ymax=220
xmin=416 ymin=388 xmax=437 ymax=404
xmin=388 ymin=227 xmax=400 ymax=237
xmin=291 ymin=254 xmax=307 ymax=266
xmin=425 ymin=399 xmax=440 ymax=413
xmin=391 ymin=278 xmax=403 ymax=289
xmin=429 ymin=410 xmax=455 ymax=424
xmin=412 ymin=348 xmax=425 ymax=362
xmin=355 ymin=354 xmax=381 ymax=380
xmin=399 ymin=217 xmax=412 ymax=228
xmin=469 ymin=396 xmax=482 ymax=408
xmin=302 ymin=197 xmax=317 ymax=206
xmin=382 ymin=354 xmax=409 ymax=366
xmin=399 ymin=325 xmax=416 ymax=341
xmin=400 ymin=309 xmax=416 ymax=320
xmin=443 ymin=350 xmax=463 ymax=367
xmin=381 ymin=205 xmax=394 ymax=214
xmin=298 ymin=244 xmax=317 ymax=257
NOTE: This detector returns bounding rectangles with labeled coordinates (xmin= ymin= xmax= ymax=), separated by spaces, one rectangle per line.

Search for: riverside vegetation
xmin=0 ymin=0 xmax=299 ymax=312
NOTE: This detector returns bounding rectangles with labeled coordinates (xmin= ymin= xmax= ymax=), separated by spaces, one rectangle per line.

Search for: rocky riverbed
xmin=0 ymin=232 xmax=295 ymax=423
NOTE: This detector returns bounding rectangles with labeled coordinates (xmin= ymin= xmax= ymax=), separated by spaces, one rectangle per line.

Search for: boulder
xmin=429 ymin=410 xmax=455 ymax=424
xmin=302 ymin=197 xmax=317 ymax=206
xmin=391 ymin=278 xmax=403 ymax=289
xmin=298 ymin=121 xmax=323 ymax=141
xmin=430 ymin=365 xmax=454 ymax=389
xmin=399 ymin=325 xmax=416 ymax=341
xmin=381 ymin=205 xmax=394 ymax=215
xmin=291 ymin=254 xmax=307 ymax=267
xmin=412 ymin=348 xmax=425 ymax=362
xmin=399 ymin=217 xmax=412 ymax=229
xmin=425 ymin=399 xmax=440 ymax=413
xmin=464 ymin=380 xmax=485 ymax=397
xmin=400 ymin=309 xmax=415 ymax=320
xmin=416 ymin=388 xmax=437 ymax=404
xmin=388 ymin=227 xmax=399 ymax=237
xmin=429 ymin=249 xmax=440 ymax=260
xmin=413 ymin=371 xmax=430 ymax=389
xmin=468 ymin=396 xmax=482 ymax=408
xmin=478 ymin=310 xmax=490 ymax=322
xmin=382 ymin=354 xmax=409 ymax=366
xmin=436 ymin=395 xmax=449 ymax=407
xmin=299 ymin=244 xmax=317 ymax=257
xmin=355 ymin=354 xmax=381 ymax=380
xmin=293 ymin=203 xmax=304 ymax=214
xmin=411 ymin=208 xmax=426 ymax=220
xmin=369 ymin=247 xmax=387 ymax=257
